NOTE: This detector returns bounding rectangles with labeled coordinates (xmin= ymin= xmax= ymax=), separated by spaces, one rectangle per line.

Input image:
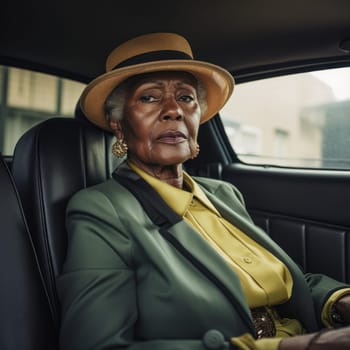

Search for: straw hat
xmin=80 ymin=33 xmax=234 ymax=131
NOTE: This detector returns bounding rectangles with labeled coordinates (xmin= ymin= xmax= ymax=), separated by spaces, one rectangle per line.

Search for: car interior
xmin=1 ymin=0 xmax=350 ymax=348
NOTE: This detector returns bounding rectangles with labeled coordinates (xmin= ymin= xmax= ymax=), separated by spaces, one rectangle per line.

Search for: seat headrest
xmin=74 ymin=98 xmax=114 ymax=135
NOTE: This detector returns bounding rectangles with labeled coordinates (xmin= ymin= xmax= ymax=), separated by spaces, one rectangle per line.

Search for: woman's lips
xmin=156 ymin=131 xmax=187 ymax=144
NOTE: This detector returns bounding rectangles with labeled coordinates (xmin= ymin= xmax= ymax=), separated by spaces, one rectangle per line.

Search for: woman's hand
xmin=278 ymin=326 xmax=350 ymax=349
xmin=334 ymin=294 xmax=350 ymax=324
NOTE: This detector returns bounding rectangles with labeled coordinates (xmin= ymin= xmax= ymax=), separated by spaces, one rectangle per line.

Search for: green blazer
xmin=58 ymin=162 xmax=348 ymax=350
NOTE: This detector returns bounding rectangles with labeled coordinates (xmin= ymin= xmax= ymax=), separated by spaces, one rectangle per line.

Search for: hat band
xmin=111 ymin=50 xmax=193 ymax=70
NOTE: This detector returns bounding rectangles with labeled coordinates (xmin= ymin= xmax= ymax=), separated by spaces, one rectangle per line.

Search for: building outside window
xmin=0 ymin=66 xmax=86 ymax=155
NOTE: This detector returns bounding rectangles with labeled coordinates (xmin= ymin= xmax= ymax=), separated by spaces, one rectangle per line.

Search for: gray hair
xmin=104 ymin=75 xmax=208 ymax=122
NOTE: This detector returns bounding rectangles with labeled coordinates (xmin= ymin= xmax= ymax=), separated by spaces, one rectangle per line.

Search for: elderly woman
xmin=58 ymin=33 xmax=350 ymax=350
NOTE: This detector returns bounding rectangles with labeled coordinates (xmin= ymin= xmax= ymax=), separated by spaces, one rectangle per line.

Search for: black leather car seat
xmin=11 ymin=117 xmax=118 ymax=327
xmin=0 ymin=154 xmax=57 ymax=349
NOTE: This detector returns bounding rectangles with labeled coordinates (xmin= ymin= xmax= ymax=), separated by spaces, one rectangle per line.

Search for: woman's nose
xmin=160 ymin=97 xmax=183 ymax=121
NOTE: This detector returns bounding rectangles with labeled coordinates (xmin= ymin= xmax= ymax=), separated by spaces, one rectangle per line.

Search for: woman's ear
xmin=109 ymin=119 xmax=124 ymax=139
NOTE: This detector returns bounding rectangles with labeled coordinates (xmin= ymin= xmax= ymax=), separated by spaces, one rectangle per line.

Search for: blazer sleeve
xmin=57 ymin=188 xmax=233 ymax=350
xmin=305 ymin=273 xmax=350 ymax=326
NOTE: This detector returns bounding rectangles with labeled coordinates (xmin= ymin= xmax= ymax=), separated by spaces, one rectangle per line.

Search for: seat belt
xmin=113 ymin=172 xmax=181 ymax=229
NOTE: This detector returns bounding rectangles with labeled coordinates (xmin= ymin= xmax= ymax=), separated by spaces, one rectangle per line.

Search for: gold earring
xmin=112 ymin=139 xmax=128 ymax=158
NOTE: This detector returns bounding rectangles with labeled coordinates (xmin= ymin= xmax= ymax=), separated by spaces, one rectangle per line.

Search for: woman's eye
xmin=140 ymin=95 xmax=158 ymax=102
xmin=178 ymin=95 xmax=194 ymax=102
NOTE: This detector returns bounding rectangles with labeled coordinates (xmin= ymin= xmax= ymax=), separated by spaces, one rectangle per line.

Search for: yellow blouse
xmin=129 ymin=161 xmax=293 ymax=307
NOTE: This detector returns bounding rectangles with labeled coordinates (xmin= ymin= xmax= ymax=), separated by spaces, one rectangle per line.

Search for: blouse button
xmin=243 ymin=256 xmax=253 ymax=264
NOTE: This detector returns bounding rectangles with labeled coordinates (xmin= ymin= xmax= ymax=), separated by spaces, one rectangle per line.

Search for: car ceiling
xmin=1 ymin=0 xmax=350 ymax=83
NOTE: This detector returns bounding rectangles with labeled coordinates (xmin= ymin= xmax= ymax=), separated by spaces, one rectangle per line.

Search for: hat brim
xmin=80 ymin=59 xmax=235 ymax=131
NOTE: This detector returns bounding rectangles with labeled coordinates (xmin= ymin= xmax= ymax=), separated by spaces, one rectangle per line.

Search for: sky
xmin=312 ymin=67 xmax=350 ymax=101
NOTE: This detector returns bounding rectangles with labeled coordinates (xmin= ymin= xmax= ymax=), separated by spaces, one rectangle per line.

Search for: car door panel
xmin=222 ymin=164 xmax=350 ymax=283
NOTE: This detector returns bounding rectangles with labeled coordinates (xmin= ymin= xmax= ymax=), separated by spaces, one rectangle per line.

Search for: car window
xmin=221 ymin=67 xmax=350 ymax=169
xmin=0 ymin=65 xmax=86 ymax=155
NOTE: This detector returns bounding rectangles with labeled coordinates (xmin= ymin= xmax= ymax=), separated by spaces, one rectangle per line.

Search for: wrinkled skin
xmin=110 ymin=71 xmax=201 ymax=189
xmin=279 ymin=326 xmax=350 ymax=349
xmin=279 ymin=295 xmax=350 ymax=349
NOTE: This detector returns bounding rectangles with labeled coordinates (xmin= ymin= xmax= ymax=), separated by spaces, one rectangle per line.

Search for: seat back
xmin=0 ymin=155 xmax=57 ymax=349
xmin=12 ymin=117 xmax=118 ymax=326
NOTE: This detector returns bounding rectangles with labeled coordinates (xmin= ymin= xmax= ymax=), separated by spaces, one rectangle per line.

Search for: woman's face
xmin=117 ymin=71 xmax=202 ymax=167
